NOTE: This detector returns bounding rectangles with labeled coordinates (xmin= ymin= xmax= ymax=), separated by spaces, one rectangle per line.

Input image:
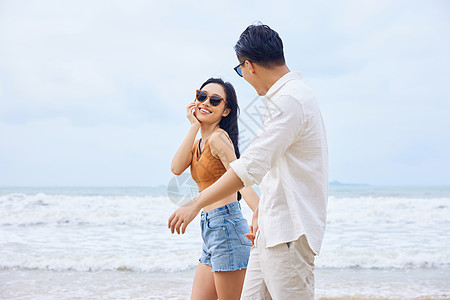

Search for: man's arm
xmin=196 ymin=168 xmax=244 ymax=208
xmin=168 ymin=95 xmax=304 ymax=234
xmin=208 ymin=131 xmax=260 ymax=212
xmin=229 ymin=95 xmax=305 ymax=187
xmin=168 ymin=168 xmax=243 ymax=234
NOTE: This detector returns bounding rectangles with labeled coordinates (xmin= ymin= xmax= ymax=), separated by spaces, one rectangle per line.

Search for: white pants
xmin=241 ymin=231 xmax=315 ymax=300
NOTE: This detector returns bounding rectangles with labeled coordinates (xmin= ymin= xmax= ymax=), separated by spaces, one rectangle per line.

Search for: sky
xmin=0 ymin=0 xmax=449 ymax=187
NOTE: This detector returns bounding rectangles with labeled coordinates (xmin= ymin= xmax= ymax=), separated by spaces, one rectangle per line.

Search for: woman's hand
xmin=186 ymin=102 xmax=200 ymax=127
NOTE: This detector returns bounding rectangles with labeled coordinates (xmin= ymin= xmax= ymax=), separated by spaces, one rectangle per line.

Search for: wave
xmin=0 ymin=193 xmax=178 ymax=226
xmin=2 ymin=194 xmax=449 ymax=226
xmin=326 ymin=196 xmax=450 ymax=224
xmin=1 ymin=251 xmax=448 ymax=272
xmin=315 ymin=250 xmax=450 ymax=270
xmin=1 ymin=193 xmax=449 ymax=273
xmin=0 ymin=252 xmax=198 ymax=273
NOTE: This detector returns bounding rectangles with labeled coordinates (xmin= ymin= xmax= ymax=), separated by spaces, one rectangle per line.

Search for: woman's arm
xmin=170 ymin=102 xmax=200 ymax=175
xmin=239 ymin=187 xmax=259 ymax=212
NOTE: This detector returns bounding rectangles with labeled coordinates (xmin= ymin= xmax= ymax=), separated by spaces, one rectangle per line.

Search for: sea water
xmin=0 ymin=185 xmax=449 ymax=299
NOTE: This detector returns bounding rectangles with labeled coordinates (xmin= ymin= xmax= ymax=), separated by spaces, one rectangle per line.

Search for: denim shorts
xmin=199 ymin=201 xmax=252 ymax=272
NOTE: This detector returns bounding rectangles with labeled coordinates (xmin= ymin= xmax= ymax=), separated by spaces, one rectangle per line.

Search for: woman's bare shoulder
xmin=209 ymin=130 xmax=234 ymax=159
xmin=210 ymin=130 xmax=233 ymax=146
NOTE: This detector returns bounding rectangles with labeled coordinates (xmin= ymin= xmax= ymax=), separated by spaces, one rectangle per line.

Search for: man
xmin=169 ymin=23 xmax=328 ymax=299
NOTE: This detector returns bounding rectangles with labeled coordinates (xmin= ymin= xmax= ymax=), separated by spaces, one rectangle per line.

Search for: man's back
xmin=233 ymin=71 xmax=328 ymax=253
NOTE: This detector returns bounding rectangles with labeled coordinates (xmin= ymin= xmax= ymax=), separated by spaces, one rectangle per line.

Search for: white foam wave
xmin=0 ymin=252 xmax=198 ymax=273
xmin=1 ymin=250 xmax=448 ymax=272
xmin=1 ymin=193 xmax=449 ymax=272
xmin=318 ymin=196 xmax=450 ymax=270
xmin=315 ymin=249 xmax=450 ymax=269
xmin=326 ymin=196 xmax=450 ymax=224
xmin=0 ymin=193 xmax=178 ymax=226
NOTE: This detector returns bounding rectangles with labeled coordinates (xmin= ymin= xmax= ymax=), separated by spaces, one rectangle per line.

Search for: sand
xmin=1 ymin=268 xmax=449 ymax=299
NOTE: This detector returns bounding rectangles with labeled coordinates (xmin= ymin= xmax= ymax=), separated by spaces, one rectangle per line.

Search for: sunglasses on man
xmin=233 ymin=60 xmax=254 ymax=77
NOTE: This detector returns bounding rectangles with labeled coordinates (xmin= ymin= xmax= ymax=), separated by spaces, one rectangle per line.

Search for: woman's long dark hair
xmin=200 ymin=78 xmax=242 ymax=200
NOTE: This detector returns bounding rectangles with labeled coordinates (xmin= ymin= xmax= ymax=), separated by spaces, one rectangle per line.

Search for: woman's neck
xmin=200 ymin=122 xmax=220 ymax=141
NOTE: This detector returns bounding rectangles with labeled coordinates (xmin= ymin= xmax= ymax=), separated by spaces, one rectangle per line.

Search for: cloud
xmin=0 ymin=0 xmax=449 ymax=185
xmin=0 ymin=117 xmax=180 ymax=185
xmin=0 ymin=0 xmax=238 ymax=126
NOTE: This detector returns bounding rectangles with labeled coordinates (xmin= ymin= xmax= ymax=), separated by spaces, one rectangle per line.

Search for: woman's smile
xmin=198 ymin=107 xmax=212 ymax=114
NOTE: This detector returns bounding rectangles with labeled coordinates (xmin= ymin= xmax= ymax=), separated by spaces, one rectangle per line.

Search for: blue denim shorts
xmin=199 ymin=201 xmax=252 ymax=272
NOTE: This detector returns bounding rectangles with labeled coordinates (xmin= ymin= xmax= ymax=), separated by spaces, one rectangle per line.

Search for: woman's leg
xmin=213 ymin=269 xmax=247 ymax=300
xmin=191 ymin=262 xmax=218 ymax=300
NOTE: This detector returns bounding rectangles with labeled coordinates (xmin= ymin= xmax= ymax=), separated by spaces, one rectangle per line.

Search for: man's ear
xmin=222 ymin=108 xmax=231 ymax=117
xmin=247 ymin=60 xmax=256 ymax=74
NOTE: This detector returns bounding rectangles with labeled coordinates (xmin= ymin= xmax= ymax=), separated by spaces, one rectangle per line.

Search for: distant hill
xmin=329 ymin=180 xmax=369 ymax=186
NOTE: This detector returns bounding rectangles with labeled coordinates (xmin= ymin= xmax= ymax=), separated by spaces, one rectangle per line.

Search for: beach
xmin=1 ymin=268 xmax=449 ymax=299
xmin=0 ymin=186 xmax=449 ymax=299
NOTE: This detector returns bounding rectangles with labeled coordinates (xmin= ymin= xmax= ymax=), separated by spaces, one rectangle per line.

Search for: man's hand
xmin=168 ymin=196 xmax=200 ymax=234
xmin=244 ymin=207 xmax=259 ymax=246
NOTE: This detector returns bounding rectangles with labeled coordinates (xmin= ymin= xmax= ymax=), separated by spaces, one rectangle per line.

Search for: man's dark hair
xmin=234 ymin=23 xmax=285 ymax=68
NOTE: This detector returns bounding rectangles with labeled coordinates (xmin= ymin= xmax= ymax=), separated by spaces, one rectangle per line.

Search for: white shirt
xmin=230 ymin=72 xmax=328 ymax=254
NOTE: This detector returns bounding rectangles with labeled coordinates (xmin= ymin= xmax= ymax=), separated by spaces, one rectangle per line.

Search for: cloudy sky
xmin=1 ymin=0 xmax=449 ymax=186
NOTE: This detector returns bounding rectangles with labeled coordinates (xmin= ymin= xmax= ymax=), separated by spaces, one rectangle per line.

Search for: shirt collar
xmin=264 ymin=71 xmax=302 ymax=100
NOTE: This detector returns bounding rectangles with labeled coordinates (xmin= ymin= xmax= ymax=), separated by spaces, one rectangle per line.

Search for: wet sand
xmin=1 ymin=268 xmax=449 ymax=299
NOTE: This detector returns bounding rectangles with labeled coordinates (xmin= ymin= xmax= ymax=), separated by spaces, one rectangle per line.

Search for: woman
xmin=170 ymin=78 xmax=259 ymax=300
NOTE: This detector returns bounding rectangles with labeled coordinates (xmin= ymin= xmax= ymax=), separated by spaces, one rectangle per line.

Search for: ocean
xmin=0 ymin=185 xmax=449 ymax=299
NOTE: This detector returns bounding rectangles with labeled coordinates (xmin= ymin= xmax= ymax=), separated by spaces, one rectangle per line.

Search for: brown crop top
xmin=190 ymin=128 xmax=233 ymax=192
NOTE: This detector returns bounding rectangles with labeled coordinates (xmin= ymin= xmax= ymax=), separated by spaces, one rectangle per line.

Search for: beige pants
xmin=241 ymin=231 xmax=315 ymax=300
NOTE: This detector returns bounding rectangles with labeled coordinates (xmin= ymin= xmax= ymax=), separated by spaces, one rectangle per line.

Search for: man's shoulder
xmin=277 ymin=80 xmax=316 ymax=104
xmin=281 ymin=76 xmax=313 ymax=92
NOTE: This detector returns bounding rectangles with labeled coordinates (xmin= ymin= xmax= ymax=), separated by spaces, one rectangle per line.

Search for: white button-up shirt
xmin=230 ymin=72 xmax=328 ymax=254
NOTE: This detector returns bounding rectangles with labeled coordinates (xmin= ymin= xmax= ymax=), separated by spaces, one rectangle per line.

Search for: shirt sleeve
xmin=230 ymin=95 xmax=304 ymax=187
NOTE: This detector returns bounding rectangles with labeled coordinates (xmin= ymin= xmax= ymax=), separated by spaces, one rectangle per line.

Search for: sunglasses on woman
xmin=195 ymin=90 xmax=225 ymax=106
